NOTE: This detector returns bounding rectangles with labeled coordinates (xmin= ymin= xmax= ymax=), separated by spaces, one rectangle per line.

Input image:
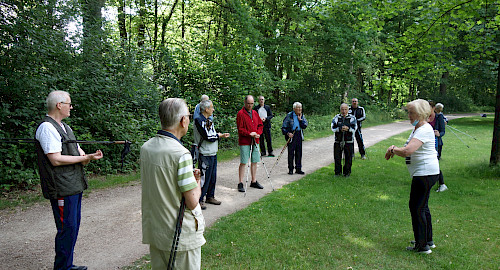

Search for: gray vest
xmin=35 ymin=116 xmax=87 ymax=199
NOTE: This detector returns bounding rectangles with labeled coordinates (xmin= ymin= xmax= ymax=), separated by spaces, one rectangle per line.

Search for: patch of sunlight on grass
xmin=344 ymin=234 xmax=375 ymax=248
xmin=376 ymin=194 xmax=390 ymax=201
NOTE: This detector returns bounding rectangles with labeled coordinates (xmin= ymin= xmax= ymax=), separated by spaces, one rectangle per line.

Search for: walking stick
xmin=447 ymin=125 xmax=477 ymax=140
xmin=167 ymin=197 xmax=186 ymax=270
xmin=0 ymin=138 xmax=132 ymax=169
xmin=257 ymin=141 xmax=274 ymax=191
xmin=447 ymin=126 xmax=470 ymax=148
xmin=269 ymin=128 xmax=297 ymax=175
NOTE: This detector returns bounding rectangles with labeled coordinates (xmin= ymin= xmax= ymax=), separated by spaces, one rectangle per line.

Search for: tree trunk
xmin=181 ymin=0 xmax=185 ymax=40
xmin=161 ymin=0 xmax=179 ymax=48
xmin=118 ymin=0 xmax=127 ymax=44
xmin=440 ymin=71 xmax=449 ymax=95
xmin=81 ymin=0 xmax=104 ymax=55
xmin=138 ymin=0 xmax=146 ymax=47
xmin=490 ymin=58 xmax=500 ymax=166
xmin=154 ymin=0 xmax=158 ymax=51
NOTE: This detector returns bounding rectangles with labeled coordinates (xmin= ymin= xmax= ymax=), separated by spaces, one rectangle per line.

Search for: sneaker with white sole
xmin=411 ymin=240 xmax=436 ymax=249
xmin=436 ymin=184 xmax=448 ymax=192
xmin=407 ymin=244 xmax=432 ymax=254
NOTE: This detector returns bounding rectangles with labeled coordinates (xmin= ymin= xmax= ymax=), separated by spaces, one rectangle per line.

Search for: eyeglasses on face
xmin=60 ymin=102 xmax=74 ymax=107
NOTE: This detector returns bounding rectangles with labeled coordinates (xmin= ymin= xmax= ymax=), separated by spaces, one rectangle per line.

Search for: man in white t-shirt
xmin=253 ymin=96 xmax=274 ymax=157
xmin=35 ymin=90 xmax=103 ymax=270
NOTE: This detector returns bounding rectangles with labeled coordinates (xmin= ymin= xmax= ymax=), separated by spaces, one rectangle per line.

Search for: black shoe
xmin=250 ymin=181 xmax=264 ymax=189
xmin=343 ymin=173 xmax=350 ymax=177
xmin=70 ymin=266 xmax=88 ymax=270
xmin=288 ymin=170 xmax=294 ymax=175
xmin=237 ymin=183 xmax=245 ymax=192
xmin=268 ymin=152 xmax=275 ymax=157
xmin=411 ymin=240 xmax=436 ymax=248
xmin=407 ymin=244 xmax=432 ymax=254
xmin=261 ymin=152 xmax=266 ymax=157
xmin=295 ymin=170 xmax=305 ymax=175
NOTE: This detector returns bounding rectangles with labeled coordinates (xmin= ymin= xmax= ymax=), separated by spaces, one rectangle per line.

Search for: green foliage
xmin=1 ymin=0 xmax=498 ymax=191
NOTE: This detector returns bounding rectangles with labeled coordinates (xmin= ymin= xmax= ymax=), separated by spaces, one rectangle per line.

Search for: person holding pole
xmin=282 ymin=102 xmax=308 ymax=175
xmin=236 ymin=95 xmax=264 ymax=192
xmin=35 ymin=91 xmax=103 ymax=270
xmin=348 ymin=98 xmax=367 ymax=159
xmin=141 ymin=98 xmax=205 ymax=269
xmin=385 ymin=99 xmax=439 ymax=254
xmin=193 ymin=100 xmax=230 ymax=209
xmin=331 ymin=103 xmax=357 ymax=177
xmin=254 ymin=95 xmax=274 ymax=157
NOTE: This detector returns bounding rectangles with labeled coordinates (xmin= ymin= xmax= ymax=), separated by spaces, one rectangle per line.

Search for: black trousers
xmin=355 ymin=127 xmax=366 ymax=156
xmin=260 ymin=126 xmax=273 ymax=155
xmin=287 ymin=135 xmax=302 ymax=171
xmin=334 ymin=142 xmax=354 ymax=176
xmin=409 ymin=174 xmax=438 ymax=248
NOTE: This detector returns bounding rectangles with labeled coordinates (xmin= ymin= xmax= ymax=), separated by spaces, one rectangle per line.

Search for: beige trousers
xmin=150 ymin=244 xmax=201 ymax=270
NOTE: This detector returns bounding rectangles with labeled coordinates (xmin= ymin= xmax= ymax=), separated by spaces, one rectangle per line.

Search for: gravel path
xmin=0 ymin=115 xmax=470 ymax=269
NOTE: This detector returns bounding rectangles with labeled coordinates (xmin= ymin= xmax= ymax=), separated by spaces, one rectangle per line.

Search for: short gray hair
xmin=293 ymin=102 xmax=302 ymax=109
xmin=159 ymin=98 xmax=189 ymax=130
xmin=199 ymin=100 xmax=212 ymax=113
xmin=340 ymin=103 xmax=348 ymax=109
xmin=200 ymin=94 xmax=209 ymax=101
xmin=46 ymin=90 xmax=70 ymax=112
xmin=435 ymin=103 xmax=444 ymax=110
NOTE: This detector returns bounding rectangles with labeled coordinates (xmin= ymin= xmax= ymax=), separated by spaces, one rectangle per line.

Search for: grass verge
xmin=127 ymin=116 xmax=499 ymax=269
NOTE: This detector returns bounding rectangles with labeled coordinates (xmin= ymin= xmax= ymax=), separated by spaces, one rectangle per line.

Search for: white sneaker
xmin=436 ymin=184 xmax=448 ymax=192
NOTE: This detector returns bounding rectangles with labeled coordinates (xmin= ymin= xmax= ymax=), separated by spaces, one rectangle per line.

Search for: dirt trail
xmin=0 ymin=115 xmax=470 ymax=269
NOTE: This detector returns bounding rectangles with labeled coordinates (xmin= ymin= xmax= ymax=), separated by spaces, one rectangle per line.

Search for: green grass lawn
xmin=126 ymin=116 xmax=499 ymax=269
xmin=200 ymin=116 xmax=499 ymax=269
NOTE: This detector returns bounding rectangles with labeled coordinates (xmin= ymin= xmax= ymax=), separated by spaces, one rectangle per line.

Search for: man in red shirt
xmin=236 ymin=95 xmax=264 ymax=192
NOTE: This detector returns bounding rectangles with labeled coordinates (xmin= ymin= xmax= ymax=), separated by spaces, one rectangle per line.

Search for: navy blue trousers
xmin=199 ymin=154 xmax=217 ymax=201
xmin=50 ymin=193 xmax=82 ymax=270
xmin=287 ymin=135 xmax=302 ymax=171
xmin=409 ymin=175 xmax=438 ymax=248
xmin=259 ymin=126 xmax=273 ymax=155
xmin=354 ymin=127 xmax=366 ymax=156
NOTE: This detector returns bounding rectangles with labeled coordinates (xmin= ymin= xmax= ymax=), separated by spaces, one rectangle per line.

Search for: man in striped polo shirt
xmin=141 ymin=98 xmax=205 ymax=270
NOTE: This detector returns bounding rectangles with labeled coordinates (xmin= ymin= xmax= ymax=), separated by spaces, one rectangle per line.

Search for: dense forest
xmin=1 ymin=0 xmax=499 ymax=190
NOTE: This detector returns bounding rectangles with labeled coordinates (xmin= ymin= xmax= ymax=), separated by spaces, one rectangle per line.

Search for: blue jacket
xmin=281 ymin=111 xmax=308 ymax=141
xmin=434 ymin=113 xmax=446 ymax=146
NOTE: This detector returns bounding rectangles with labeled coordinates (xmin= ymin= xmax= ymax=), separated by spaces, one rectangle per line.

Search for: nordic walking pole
xmin=258 ymin=141 xmax=274 ymax=191
xmin=244 ymin=140 xmax=254 ymax=197
xmin=447 ymin=125 xmax=477 ymax=140
xmin=269 ymin=128 xmax=297 ymax=175
xmin=167 ymin=197 xmax=186 ymax=270
xmin=447 ymin=126 xmax=470 ymax=148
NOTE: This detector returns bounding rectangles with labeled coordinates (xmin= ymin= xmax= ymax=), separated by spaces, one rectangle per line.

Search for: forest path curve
xmin=0 ymin=114 xmax=471 ymax=270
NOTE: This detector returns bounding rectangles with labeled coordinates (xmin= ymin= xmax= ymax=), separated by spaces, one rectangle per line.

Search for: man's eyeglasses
xmin=60 ymin=102 xmax=74 ymax=107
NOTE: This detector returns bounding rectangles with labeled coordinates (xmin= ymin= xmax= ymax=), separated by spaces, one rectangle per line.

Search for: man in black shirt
xmin=348 ymin=98 xmax=367 ymax=159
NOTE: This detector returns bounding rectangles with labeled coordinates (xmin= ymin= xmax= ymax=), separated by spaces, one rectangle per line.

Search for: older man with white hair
xmin=141 ymin=98 xmax=205 ymax=269
xmin=35 ymin=90 xmax=103 ymax=270
xmin=332 ymin=103 xmax=357 ymax=177
xmin=281 ymin=102 xmax=308 ymax=175
xmin=193 ymin=99 xmax=230 ymax=209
